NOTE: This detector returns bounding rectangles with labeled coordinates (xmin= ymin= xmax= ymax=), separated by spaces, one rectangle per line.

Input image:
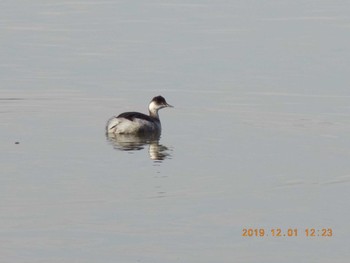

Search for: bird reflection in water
xmin=106 ymin=132 xmax=172 ymax=161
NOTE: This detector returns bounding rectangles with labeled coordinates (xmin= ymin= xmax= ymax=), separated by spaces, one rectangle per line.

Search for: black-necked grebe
xmin=106 ymin=95 xmax=173 ymax=134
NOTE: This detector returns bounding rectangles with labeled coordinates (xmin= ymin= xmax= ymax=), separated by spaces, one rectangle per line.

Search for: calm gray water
xmin=1 ymin=1 xmax=350 ymax=262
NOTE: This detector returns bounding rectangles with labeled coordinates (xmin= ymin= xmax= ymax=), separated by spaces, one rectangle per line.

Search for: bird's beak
xmin=166 ymin=103 xmax=174 ymax=108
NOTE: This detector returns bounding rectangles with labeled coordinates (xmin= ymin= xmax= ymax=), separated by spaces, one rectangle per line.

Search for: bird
xmin=106 ymin=95 xmax=173 ymax=134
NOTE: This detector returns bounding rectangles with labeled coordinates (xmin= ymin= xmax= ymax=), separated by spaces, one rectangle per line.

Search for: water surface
xmin=1 ymin=1 xmax=350 ymax=262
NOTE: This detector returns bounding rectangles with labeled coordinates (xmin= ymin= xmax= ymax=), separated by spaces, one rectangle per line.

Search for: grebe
xmin=106 ymin=95 xmax=173 ymax=134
